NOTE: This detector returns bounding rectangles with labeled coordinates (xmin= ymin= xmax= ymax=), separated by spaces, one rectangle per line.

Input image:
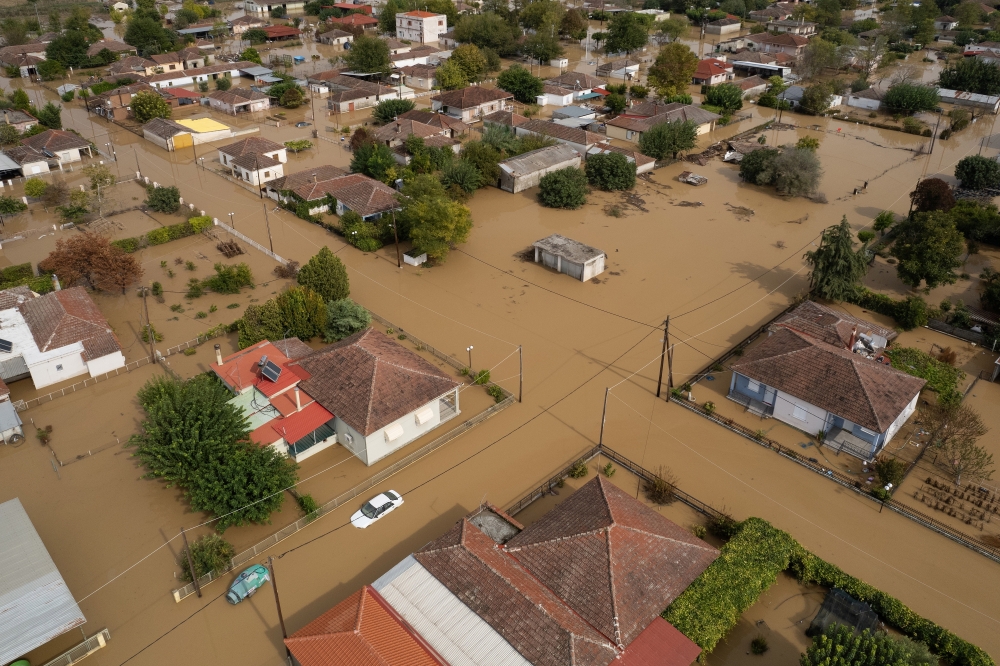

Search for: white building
xmin=533 ymin=234 xmax=606 ymax=282
xmin=846 ymin=87 xmax=882 ymax=111
xmin=395 ymin=10 xmax=448 ymax=44
xmin=243 ymin=0 xmax=305 ymax=16
xmin=498 ymin=144 xmax=582 ymax=193
xmin=218 ymin=136 xmax=287 ymax=186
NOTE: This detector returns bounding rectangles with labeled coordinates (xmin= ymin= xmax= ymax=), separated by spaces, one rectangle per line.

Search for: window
xmin=747 ymin=379 xmax=760 ymax=393
xmin=792 ymin=405 xmax=808 ymax=421
xmin=263 ymin=171 xmax=270 ymax=178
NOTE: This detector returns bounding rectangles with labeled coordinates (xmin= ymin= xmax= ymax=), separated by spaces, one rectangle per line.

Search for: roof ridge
xmin=355 ymin=586 xmax=366 ymax=633
xmin=604 ymin=525 xmax=623 ymax=649
xmin=847 ymin=355 xmax=883 ymax=430
xmin=613 ymin=524 xmax=719 ymax=552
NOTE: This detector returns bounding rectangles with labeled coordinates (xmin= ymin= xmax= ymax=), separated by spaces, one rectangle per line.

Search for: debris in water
xmin=725 ymin=203 xmax=755 ymax=218
xmin=786 ymin=214 xmax=810 ymax=225
xmin=776 ymin=240 xmax=786 ymax=249
xmin=677 ymin=171 xmax=708 ymax=186
xmin=675 ymin=201 xmax=704 ymax=207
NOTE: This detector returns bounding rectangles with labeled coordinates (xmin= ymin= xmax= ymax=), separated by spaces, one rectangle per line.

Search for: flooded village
xmin=0 ymin=0 xmax=999 ymax=664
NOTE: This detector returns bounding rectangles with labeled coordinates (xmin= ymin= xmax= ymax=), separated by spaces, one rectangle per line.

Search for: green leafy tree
xmin=132 ymin=90 xmax=171 ymax=123
xmin=379 ymin=0 xmax=402 ymax=33
xmin=48 ymin=10 xmax=61 ymax=32
xmin=24 ymin=177 xmax=47 ymax=198
xmin=343 ymin=35 xmax=391 ymax=76
xmin=951 ymin=199 xmax=1000 ymax=244
xmin=372 ymin=98 xmax=415 ymax=124
xmin=0 ymin=123 xmax=19 ymax=146
xmin=705 ymin=82 xmax=743 ymax=112
xmin=449 ymin=44 xmax=488 ymax=82
xmin=539 ymin=167 xmax=587 ymax=209
xmin=145 ymin=185 xmax=180 ymax=213
xmin=436 ymin=59 xmax=470 ymax=90
xmin=324 ymin=298 xmax=371 ymax=341
xmin=0 ymin=195 xmax=27 ymax=215
xmin=497 ymin=64 xmax=544 ymax=103
xmin=297 ymin=246 xmax=350 ymax=302
xmin=955 ymin=154 xmax=1000 ymax=190
xmin=739 ymin=146 xmax=779 ymax=184
xmin=244 ymin=28 xmax=269 ymax=44
xmin=0 ymin=18 xmax=28 ymax=46
xmin=561 ymin=7 xmax=587 ymax=38
xmin=891 ymin=211 xmax=966 ymax=288
xmin=37 ymin=59 xmax=67 ymax=81
xmin=238 ymin=299 xmax=284 ymax=348
xmin=125 ymin=16 xmax=176 ymax=54
xmin=658 ymin=17 xmax=688 ymax=42
xmin=215 ymin=76 xmax=232 ymax=91
xmin=980 ymin=267 xmax=1000 ymax=311
xmin=454 ymin=12 xmax=521 ymax=55
xmin=585 ymin=152 xmax=636 ymax=191
xmin=520 ymin=0 xmax=564 ymax=30
xmin=638 ymin=119 xmax=697 ymax=160
xmin=178 ymin=535 xmax=235 ymax=582
xmin=35 ymin=102 xmax=62 ymax=129
xmin=799 ymin=82 xmax=833 ymax=115
xmin=240 ymin=47 xmax=263 ymax=64
xmin=648 ymin=42 xmax=698 ymax=97
xmin=605 ymin=92 xmax=627 ymax=115
xmin=350 ymin=142 xmax=397 ymax=183
xmin=441 ymin=159 xmax=481 ymax=194
xmin=404 ymin=194 xmax=472 ymax=262
xmin=523 ymin=25 xmax=564 ymax=64
xmin=939 ymin=57 xmax=1000 ymax=95
xmin=770 ymin=148 xmax=822 ymax=197
xmin=802 ymin=624 xmax=936 ymax=666
xmin=910 ymin=177 xmax=955 ymax=212
xmin=605 ymin=11 xmax=649 ymax=54
xmin=873 ymin=210 xmax=895 ymax=236
xmin=10 ymin=89 xmax=30 ymax=111
xmin=796 ymin=136 xmax=820 ymax=151
xmin=46 ymin=31 xmax=90 ymax=67
xmin=461 ymin=140 xmax=503 ymax=185
xmin=128 ymin=375 xmax=298 ymax=531
xmin=275 ymin=286 xmax=326 ymax=340
xmin=804 ymin=217 xmax=869 ymax=300
xmin=883 ymin=83 xmax=940 ymax=114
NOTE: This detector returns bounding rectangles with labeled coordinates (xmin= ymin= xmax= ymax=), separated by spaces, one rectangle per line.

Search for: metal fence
xmin=161 ymin=325 xmax=232 ymax=357
xmin=926 ymin=319 xmax=985 ymax=345
xmin=669 ymin=396 xmax=1000 ymax=564
xmin=40 ymin=629 xmax=111 ymax=666
xmin=506 ymin=446 xmax=602 ymax=516
xmin=213 ymin=219 xmax=288 ymax=265
xmin=16 ymin=357 xmax=152 ymax=412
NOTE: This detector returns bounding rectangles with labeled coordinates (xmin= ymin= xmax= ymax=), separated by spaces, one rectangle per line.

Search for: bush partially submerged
xmin=178 ymin=534 xmax=235 ymax=582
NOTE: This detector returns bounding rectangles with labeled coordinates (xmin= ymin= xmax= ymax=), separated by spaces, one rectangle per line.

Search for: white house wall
xmin=85 ymin=351 xmax=126 ymax=377
xmin=772 ymin=389 xmax=827 ymax=438
xmin=26 ymin=346 xmax=89 ymax=389
xmin=884 ymin=392 xmax=918 ymax=444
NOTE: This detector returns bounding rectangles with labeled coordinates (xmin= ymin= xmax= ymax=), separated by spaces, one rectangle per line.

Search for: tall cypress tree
xmin=804 ymin=216 xmax=869 ymax=300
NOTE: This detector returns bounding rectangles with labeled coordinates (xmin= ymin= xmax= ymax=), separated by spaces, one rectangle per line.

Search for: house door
xmin=348 ymin=102 xmax=354 ymax=112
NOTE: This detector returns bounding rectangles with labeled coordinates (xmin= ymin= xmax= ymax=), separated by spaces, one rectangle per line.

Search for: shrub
xmin=24 ymin=177 xmax=47 ymax=198
xmin=486 ymin=384 xmax=504 ymax=402
xmin=185 ymin=278 xmax=204 ymax=298
xmin=0 ymin=196 xmax=27 ymax=215
xmin=750 ymin=636 xmax=769 ymax=655
xmin=188 ymin=215 xmax=213 ymax=233
xmin=585 ymin=152 xmax=636 ymax=191
xmin=845 ymin=289 xmax=929 ymax=331
xmin=151 ymin=281 xmax=162 ymax=296
xmin=178 ymin=534 xmax=235 ymax=582
xmin=803 ymin=625 xmax=933 ymax=666
xmin=441 ymin=159 xmax=481 ymax=194
xmin=664 ymin=518 xmax=799 ymax=653
xmin=955 ymin=155 xmax=1000 ymax=190
xmin=145 ymin=185 xmax=181 ymax=213
xmin=203 ymin=263 xmax=254 ymax=294
xmin=372 ymin=98 xmax=416 ymax=124
xmin=643 ymin=465 xmax=678 ymax=504
xmin=323 ymin=298 xmax=370 ymax=342
xmin=884 ymin=346 xmax=965 ymax=398
xmin=539 ymin=167 xmax=588 ymax=209
xmin=568 ymin=458 xmax=589 ymax=478
xmin=297 ymin=493 xmax=319 ymax=518
xmin=858 ymin=230 xmax=875 ymax=243
xmin=140 ymin=324 xmax=163 ymax=343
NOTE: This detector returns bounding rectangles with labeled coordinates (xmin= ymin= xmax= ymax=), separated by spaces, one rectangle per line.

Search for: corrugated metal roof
xmin=373 ymin=555 xmax=532 ymax=666
xmin=0 ymin=498 xmax=86 ymax=665
xmin=0 ymin=152 xmax=20 ymax=172
xmin=0 ymin=400 xmax=20 ymax=431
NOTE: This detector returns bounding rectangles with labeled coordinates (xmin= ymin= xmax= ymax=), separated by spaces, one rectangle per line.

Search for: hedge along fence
xmin=0 ymin=263 xmax=55 ymax=295
xmin=845 ymin=287 xmax=930 ymax=331
xmin=663 ymin=518 xmax=994 ymax=666
xmin=111 ymin=216 xmax=214 ymax=254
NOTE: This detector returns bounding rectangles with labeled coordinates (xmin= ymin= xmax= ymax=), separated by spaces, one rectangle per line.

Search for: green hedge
xmin=1 ymin=263 xmax=33 ymax=283
xmin=789 ymin=550 xmax=993 ymax=666
xmin=884 ymin=346 xmax=965 ymax=403
xmin=663 ymin=517 xmax=799 ymax=653
xmin=0 ymin=263 xmax=54 ymax=295
xmin=846 ymin=288 xmax=929 ymax=331
xmin=664 ymin=518 xmax=993 ymax=666
xmin=112 ymin=217 xmax=213 ymax=253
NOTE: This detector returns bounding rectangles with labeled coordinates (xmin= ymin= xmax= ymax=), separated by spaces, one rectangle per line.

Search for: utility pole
xmin=668 ymin=343 xmax=674 ymax=391
xmin=181 ymin=527 xmax=201 ymax=597
xmin=391 ymin=209 xmax=401 ymax=268
xmin=929 ymin=111 xmax=942 ymax=153
xmin=268 ymin=557 xmax=291 ymax=661
xmin=656 ymin=317 xmax=668 ymax=398
xmin=143 ymin=285 xmax=156 ymax=363
xmin=518 ymin=345 xmax=523 ymax=403
xmin=598 ymin=387 xmax=609 ymax=446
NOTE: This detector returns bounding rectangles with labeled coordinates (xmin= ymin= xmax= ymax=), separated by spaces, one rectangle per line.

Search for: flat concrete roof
xmin=533 ymin=234 xmax=605 ymax=264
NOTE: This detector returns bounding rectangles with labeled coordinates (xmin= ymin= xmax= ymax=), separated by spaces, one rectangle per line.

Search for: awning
xmin=270 ymin=401 xmax=334 ymax=443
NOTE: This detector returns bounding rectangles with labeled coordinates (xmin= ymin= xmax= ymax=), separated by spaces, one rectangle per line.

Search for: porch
xmin=824 ymin=427 xmax=877 ymax=460
xmin=727 ymin=387 xmax=774 ymax=418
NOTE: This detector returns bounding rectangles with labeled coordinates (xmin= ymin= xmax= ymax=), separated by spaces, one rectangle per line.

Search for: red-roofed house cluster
xmin=210 ymin=328 xmax=461 ymax=464
xmin=287 ymin=476 xmax=717 ymax=666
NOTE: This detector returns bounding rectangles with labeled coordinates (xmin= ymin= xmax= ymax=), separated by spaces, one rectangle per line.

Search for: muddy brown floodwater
xmin=0 ymin=52 xmax=999 ymax=666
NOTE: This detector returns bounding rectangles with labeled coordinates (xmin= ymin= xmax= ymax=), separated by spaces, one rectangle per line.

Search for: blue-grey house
xmin=728 ymin=301 xmax=926 ymax=459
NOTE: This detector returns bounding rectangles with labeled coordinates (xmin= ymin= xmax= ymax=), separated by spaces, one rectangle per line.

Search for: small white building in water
xmin=532 ymin=234 xmax=606 ymax=282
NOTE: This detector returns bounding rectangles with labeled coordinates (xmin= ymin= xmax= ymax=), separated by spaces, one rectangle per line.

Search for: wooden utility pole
xmin=181 ymin=527 xmax=201 ymax=597
xmin=656 ymin=317 xmax=668 ymax=398
xmin=143 ymin=286 xmax=155 ymax=363
xmin=518 ymin=345 xmax=523 ymax=403
xmin=598 ymin=387 xmax=609 ymax=446
xmin=391 ymin=209 xmax=401 ymax=268
xmin=268 ymin=557 xmax=291 ymax=661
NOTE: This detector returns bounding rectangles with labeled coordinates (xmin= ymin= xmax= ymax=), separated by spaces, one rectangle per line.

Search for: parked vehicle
xmin=351 ymin=490 xmax=404 ymax=528
xmin=226 ymin=564 xmax=270 ymax=604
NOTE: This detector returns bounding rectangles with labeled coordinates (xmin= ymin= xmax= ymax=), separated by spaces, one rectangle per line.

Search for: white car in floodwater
xmin=351 ymin=490 xmax=404 ymax=528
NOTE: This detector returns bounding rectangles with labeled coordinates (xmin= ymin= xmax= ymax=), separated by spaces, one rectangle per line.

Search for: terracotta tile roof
xmin=219 ymin=136 xmax=284 ymax=157
xmin=747 ymin=32 xmax=809 ymax=47
xmin=21 ymin=130 xmax=91 ymax=154
xmin=546 ymin=71 xmax=605 ymax=90
xmin=398 ymin=63 xmax=437 ymax=78
xmin=208 ymin=87 xmax=270 ymax=105
xmin=232 ymin=14 xmax=266 ymax=25
xmin=108 ymin=55 xmax=157 ymax=74
xmin=518 ymin=119 xmax=606 ymax=147
xmin=736 ymin=74 xmax=769 ymax=90
xmin=391 ymin=45 xmax=437 ymax=62
xmin=596 ymin=58 xmax=639 ymax=75
xmin=162 ymin=87 xmax=202 ymax=99
xmin=608 ymin=104 xmax=720 ymax=132
xmin=211 ymin=340 xmax=293 ymax=392
xmin=263 ymin=25 xmax=302 ymax=38
xmin=86 ymin=40 xmax=135 ymax=57
xmin=374 ymin=119 xmax=445 ymax=142
xmin=616 ymin=617 xmax=701 ymax=666
xmin=4 ymin=145 xmax=48 ymax=166
xmin=0 ymin=286 xmax=34 ymax=311
xmin=432 ymin=86 xmax=512 ymax=109
xmin=709 ymin=17 xmax=741 ymax=25
xmin=272 ymin=337 xmax=316 ymax=359
xmin=328 ymin=13 xmax=379 ymax=25
xmin=285 ymin=586 xmax=447 ymax=666
xmin=415 ymin=518 xmax=620 ymax=666
xmin=400 ymin=9 xmax=441 ymax=17
xmin=730 ymin=326 xmax=926 ymax=432
xmin=774 ymin=301 xmax=897 ymax=349
xmin=328 ymin=85 xmax=396 ymax=103
xmin=269 ymin=165 xmax=348 ymax=199
xmin=694 ymin=58 xmax=732 ymax=79
xmin=291 ymin=328 xmax=458 ymax=436
xmin=322 ymin=173 xmax=400 ymax=217
xmin=505 ymin=476 xmax=719 ymax=647
xmin=232 ymin=152 xmax=280 ymax=170
xmin=397 ymin=109 xmax=468 ymax=133
xmin=150 ymin=52 xmax=182 ymax=65
xmin=483 ymin=109 xmax=529 ymax=126
xmin=18 ymin=287 xmax=121 ymax=359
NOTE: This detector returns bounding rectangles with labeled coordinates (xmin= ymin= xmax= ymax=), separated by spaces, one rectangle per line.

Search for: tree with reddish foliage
xmin=910 ymin=177 xmax=956 ymax=213
xmin=39 ymin=233 xmax=143 ymax=294
xmin=349 ymin=127 xmax=374 ymax=152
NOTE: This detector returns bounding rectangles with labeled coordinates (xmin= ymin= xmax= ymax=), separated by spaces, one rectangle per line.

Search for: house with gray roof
xmin=606 ymin=103 xmax=720 ymax=143
xmin=533 ymin=234 xmax=606 ymax=282
xmin=498 ymin=144 xmax=582 ymax=193
xmin=728 ymin=300 xmax=925 ymax=459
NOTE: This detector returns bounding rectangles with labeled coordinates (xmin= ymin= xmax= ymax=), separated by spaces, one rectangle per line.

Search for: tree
xmin=461 ymin=141 xmax=503 ymax=185
xmin=803 ymin=625 xmax=935 ymax=666
xmin=539 ymin=167 xmax=588 ymax=209
xmin=981 ymin=267 xmax=1000 ymax=311
xmin=873 ymin=210 xmax=895 ymax=236
xmin=132 ymin=90 xmax=171 ymax=123
xmin=379 ymin=0 xmax=401 ymax=33
xmin=585 ymin=152 xmax=636 ymax=191
xmin=0 ymin=18 xmax=28 ymax=46
xmin=178 ymin=534 xmax=235 ymax=582
xmin=928 ymin=405 xmax=993 ymax=486
xmin=46 ymin=31 xmax=90 ymax=67
xmin=125 ymin=16 xmax=175 ymax=54
xmin=324 ymin=298 xmax=371 ymax=341
xmin=799 ymin=37 xmax=840 ymax=79
xmin=705 ymin=83 xmax=743 ymax=112
xmin=24 ymin=177 xmax=47 ymax=199
xmin=956 ymin=0 xmax=985 ymax=28
xmin=739 ymin=147 xmax=779 ymax=184
xmin=771 ymin=147 xmax=822 ymax=197
xmin=36 ymin=59 xmax=66 ymax=81
xmin=891 ymin=211 xmax=966 ymax=288
xmin=874 ymin=456 xmax=907 ymax=487
xmin=497 ymin=64 xmax=544 ymax=103
xmin=520 ymin=0 xmax=563 ymax=30
xmin=372 ymin=98 xmax=415 ymax=124
xmin=854 ymin=35 xmax=889 ymax=78
xmin=658 ymin=17 xmax=688 ymax=42
xmin=560 ymin=8 xmax=587 ymax=38
xmin=350 ymin=142 xmax=397 ymax=183
xmin=523 ymin=26 xmax=564 ymax=64
xmin=605 ymin=11 xmax=648 ymax=54
xmin=436 ymin=59 xmax=470 ymax=90
xmin=0 ymin=123 xmax=20 ymax=146
xmin=798 ymin=82 xmax=832 ymax=115
xmin=910 ymin=177 xmax=955 ymax=212
xmin=648 ymin=42 xmax=698 ymax=97
xmin=955 ymin=154 xmax=1000 ymax=190
xmin=38 ymin=233 xmax=143 ymax=293
xmin=883 ymin=83 xmax=940 ymax=114
xmin=449 ymin=43 xmax=488 ymax=82
xmin=275 ymin=286 xmax=326 ymax=340
xmin=454 ymin=13 xmax=521 ymax=55
xmin=605 ymin=92 xmax=627 ymax=114
xmin=244 ymin=27 xmax=269 ymax=44
xmin=128 ymin=375 xmax=298 ymax=531
xmin=0 ymin=195 xmax=27 ymax=215
xmin=10 ymin=89 xmax=29 ymax=111
xmin=404 ymin=194 xmax=472 ymax=262
xmin=240 ymin=47 xmax=262 ymax=64
xmin=48 ymin=10 xmax=61 ymax=32
xmin=638 ymin=119 xmax=697 ymax=160
xmin=441 ymin=159 xmax=481 ymax=194
xmin=804 ymin=217 xmax=869 ymax=300
xmin=215 ymin=76 xmax=232 ymax=91
xmin=145 ymin=184 xmax=181 ymax=213
xmin=279 ymin=87 xmax=303 ymax=108
xmin=35 ymin=102 xmax=62 ymax=129
xmin=939 ymin=57 xmax=1000 ymax=95
xmin=297 ymin=246 xmax=350 ymax=302
xmin=796 ymin=136 xmax=820 ymax=151
xmin=239 ymin=299 xmax=285 ymax=348
xmin=343 ymin=35 xmax=391 ymax=76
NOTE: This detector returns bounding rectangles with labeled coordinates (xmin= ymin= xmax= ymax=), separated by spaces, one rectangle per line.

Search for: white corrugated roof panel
xmin=0 ymin=152 xmax=21 ymax=172
xmin=373 ymin=555 xmax=531 ymax=666
xmin=0 ymin=498 xmax=86 ymax=665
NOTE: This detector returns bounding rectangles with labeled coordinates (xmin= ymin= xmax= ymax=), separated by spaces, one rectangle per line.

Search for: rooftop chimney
xmin=294 ymin=386 xmax=301 ymax=411
xmin=51 ymin=274 xmax=61 ymax=291
xmin=848 ymin=326 xmax=858 ymax=351
xmin=312 ymin=173 xmax=317 ymax=183
xmin=215 ymin=343 xmax=223 ymax=365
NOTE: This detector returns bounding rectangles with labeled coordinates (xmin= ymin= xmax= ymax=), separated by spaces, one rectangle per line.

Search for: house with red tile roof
xmin=367 ymin=476 xmax=717 ymax=666
xmin=327 ymin=12 xmax=379 ymax=33
xmin=692 ymin=58 xmax=734 ymax=85
xmin=431 ymin=86 xmax=513 ymax=122
xmin=211 ymin=328 xmax=460 ymax=464
xmin=217 ymin=136 xmax=287 ymax=186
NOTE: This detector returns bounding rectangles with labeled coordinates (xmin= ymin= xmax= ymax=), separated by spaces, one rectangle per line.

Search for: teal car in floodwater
xmin=227 ymin=564 xmax=270 ymax=604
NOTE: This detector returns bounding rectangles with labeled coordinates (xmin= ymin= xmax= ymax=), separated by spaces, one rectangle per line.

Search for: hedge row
xmin=0 ymin=263 xmax=54 ymax=295
xmin=111 ymin=216 xmax=213 ymax=254
xmin=663 ymin=517 xmax=799 ymax=653
xmin=663 ymin=518 xmax=994 ymax=666
xmin=845 ymin=287 xmax=929 ymax=331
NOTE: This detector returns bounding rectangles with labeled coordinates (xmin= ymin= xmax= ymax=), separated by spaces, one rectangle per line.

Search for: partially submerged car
xmin=227 ymin=564 xmax=270 ymax=604
xmin=351 ymin=490 xmax=404 ymax=528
